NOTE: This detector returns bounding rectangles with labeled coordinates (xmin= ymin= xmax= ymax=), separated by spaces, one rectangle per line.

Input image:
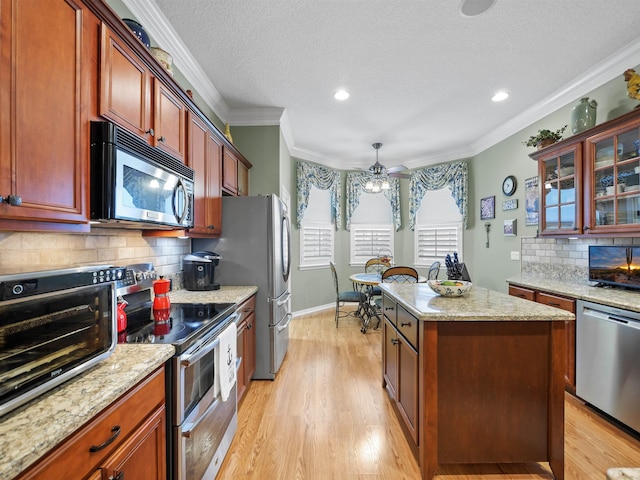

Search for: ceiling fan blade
xmin=389 ymin=172 xmax=411 ymax=179
xmin=387 ymin=165 xmax=408 ymax=173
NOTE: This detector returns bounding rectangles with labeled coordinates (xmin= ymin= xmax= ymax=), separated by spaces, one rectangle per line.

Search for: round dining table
xmin=349 ymin=272 xmax=427 ymax=332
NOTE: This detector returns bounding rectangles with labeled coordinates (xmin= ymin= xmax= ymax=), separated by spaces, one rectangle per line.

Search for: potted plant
xmin=523 ymin=125 xmax=567 ymax=149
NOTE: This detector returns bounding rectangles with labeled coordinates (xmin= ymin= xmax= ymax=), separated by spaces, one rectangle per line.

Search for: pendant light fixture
xmin=364 ymin=143 xmax=391 ymax=193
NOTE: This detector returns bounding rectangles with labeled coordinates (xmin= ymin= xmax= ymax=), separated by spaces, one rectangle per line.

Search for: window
xmin=414 ymin=188 xmax=463 ymax=267
xmin=299 ymin=186 xmax=334 ymax=269
xmin=349 ymin=193 xmax=394 ymax=265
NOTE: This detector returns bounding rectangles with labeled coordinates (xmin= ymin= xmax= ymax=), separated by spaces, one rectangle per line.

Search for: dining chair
xmin=363 ymin=257 xmax=392 ymax=295
xmin=428 ymin=261 xmax=441 ymax=280
xmin=330 ymin=262 xmax=367 ymax=328
xmin=381 ymin=266 xmax=419 ymax=283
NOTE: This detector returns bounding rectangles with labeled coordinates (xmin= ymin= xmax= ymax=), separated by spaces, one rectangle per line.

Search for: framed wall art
xmin=524 ymin=176 xmax=539 ymax=226
xmin=502 ymin=199 xmax=518 ymax=211
xmin=480 ymin=196 xmax=495 ymax=220
xmin=504 ymin=219 xmax=517 ymax=236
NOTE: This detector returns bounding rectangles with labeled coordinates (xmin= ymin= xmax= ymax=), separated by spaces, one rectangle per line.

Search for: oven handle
xmin=181 ymin=393 xmax=222 ymax=439
xmin=180 ymin=313 xmax=239 ymax=367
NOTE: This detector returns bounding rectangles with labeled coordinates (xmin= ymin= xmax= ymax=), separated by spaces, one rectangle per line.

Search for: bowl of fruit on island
xmin=427 ymin=279 xmax=473 ymax=297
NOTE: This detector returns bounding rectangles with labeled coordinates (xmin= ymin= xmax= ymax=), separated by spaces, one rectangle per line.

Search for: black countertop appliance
xmin=183 ymin=251 xmax=221 ymax=291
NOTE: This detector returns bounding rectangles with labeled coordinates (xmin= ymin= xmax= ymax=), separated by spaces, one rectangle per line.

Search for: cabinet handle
xmin=400 ymin=322 xmax=411 ymax=327
xmin=207 ymin=225 xmax=216 ymax=230
xmin=0 ymin=195 xmax=22 ymax=206
xmin=109 ymin=472 xmax=125 ymax=480
xmin=385 ymin=306 xmax=394 ymax=311
xmin=145 ymin=128 xmax=155 ymax=136
xmin=158 ymin=136 xmax=166 ymax=142
xmin=89 ymin=425 xmax=121 ymax=452
xmin=583 ymin=226 xmax=590 ymax=231
xmin=547 ymin=302 xmax=561 ymax=307
xmin=391 ymin=338 xmax=399 ymax=345
xmin=515 ymin=293 xmax=526 ymax=298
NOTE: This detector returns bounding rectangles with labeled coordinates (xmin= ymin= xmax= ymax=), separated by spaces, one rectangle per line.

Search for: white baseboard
xmin=292 ymin=303 xmax=334 ymax=318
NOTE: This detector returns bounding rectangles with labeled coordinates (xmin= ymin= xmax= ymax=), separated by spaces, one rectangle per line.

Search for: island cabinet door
xmin=383 ymin=318 xmax=399 ymax=398
xmin=397 ymin=336 xmax=418 ymax=443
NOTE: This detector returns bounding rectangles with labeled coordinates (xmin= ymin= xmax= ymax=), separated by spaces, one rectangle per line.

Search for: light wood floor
xmin=217 ymin=308 xmax=640 ymax=479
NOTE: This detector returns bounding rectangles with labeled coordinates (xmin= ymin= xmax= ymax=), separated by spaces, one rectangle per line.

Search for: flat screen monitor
xmin=588 ymin=245 xmax=640 ymax=290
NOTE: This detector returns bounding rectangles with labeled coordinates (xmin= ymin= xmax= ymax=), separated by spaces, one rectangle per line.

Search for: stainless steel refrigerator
xmin=192 ymin=194 xmax=291 ymax=380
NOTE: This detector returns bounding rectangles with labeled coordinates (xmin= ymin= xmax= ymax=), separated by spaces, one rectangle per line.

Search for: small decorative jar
xmin=571 ymin=97 xmax=597 ymax=134
xmin=122 ymin=18 xmax=151 ymax=49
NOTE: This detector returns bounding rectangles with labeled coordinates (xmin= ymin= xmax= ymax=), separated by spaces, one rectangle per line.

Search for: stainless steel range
xmin=117 ymin=263 xmax=238 ymax=480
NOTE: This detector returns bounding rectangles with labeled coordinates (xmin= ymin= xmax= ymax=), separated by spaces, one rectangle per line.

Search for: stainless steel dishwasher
xmin=576 ymin=299 xmax=640 ymax=433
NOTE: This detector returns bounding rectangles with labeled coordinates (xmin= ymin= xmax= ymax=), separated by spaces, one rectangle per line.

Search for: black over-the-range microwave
xmin=90 ymin=121 xmax=195 ymax=229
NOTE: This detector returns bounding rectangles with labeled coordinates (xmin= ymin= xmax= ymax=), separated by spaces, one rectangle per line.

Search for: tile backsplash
xmin=521 ymin=236 xmax=640 ymax=283
xmin=0 ymin=228 xmax=190 ymax=282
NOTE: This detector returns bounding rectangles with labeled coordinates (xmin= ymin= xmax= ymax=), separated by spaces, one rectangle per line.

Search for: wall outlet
xmin=510 ymin=251 xmax=520 ymax=261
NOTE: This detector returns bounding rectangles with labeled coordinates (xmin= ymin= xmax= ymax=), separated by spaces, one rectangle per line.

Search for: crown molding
xmin=226 ymin=107 xmax=284 ymax=125
xmin=121 ymin=0 xmax=230 ymax=121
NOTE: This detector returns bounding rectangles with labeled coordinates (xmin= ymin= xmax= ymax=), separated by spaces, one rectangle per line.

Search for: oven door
xmin=174 ymin=383 xmax=237 ymax=480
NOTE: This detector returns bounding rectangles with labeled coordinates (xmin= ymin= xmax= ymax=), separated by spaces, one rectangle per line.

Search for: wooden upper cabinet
xmin=153 ymin=77 xmax=186 ymax=161
xmin=0 ymin=0 xmax=96 ymax=231
xmin=99 ymin=23 xmax=186 ymax=163
xmin=222 ymin=149 xmax=239 ymax=195
xmin=237 ymin=160 xmax=249 ymax=196
xmin=187 ymin=112 xmax=222 ymax=236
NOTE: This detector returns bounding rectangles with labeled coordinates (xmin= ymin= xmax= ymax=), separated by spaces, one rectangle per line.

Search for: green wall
xmin=232 ymin=126 xmax=281 ymax=196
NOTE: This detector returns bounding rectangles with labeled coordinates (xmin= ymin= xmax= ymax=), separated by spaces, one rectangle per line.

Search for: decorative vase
xmin=571 ymin=97 xmax=597 ymax=134
xmin=122 ymin=18 xmax=151 ymax=49
xmin=224 ymin=123 xmax=233 ymax=143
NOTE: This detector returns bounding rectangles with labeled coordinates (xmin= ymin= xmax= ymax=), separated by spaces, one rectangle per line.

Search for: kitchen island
xmin=379 ymin=283 xmax=574 ymax=480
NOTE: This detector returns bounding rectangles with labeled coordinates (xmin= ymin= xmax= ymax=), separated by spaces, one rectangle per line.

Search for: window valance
xmin=345 ymin=171 xmax=401 ymax=231
xmin=409 ymin=161 xmax=468 ymax=230
xmin=296 ymin=161 xmax=341 ymax=229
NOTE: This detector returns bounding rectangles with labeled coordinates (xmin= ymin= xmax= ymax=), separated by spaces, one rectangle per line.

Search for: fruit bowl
xmin=427 ymin=280 xmax=473 ymax=297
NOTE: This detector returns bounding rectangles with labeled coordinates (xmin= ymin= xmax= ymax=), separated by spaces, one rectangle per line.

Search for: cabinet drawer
xmin=536 ymin=292 xmax=575 ymax=313
xmin=382 ymin=295 xmax=396 ymax=325
xmin=397 ymin=305 xmax=418 ymax=350
xmin=237 ymin=294 xmax=256 ymax=323
xmin=508 ymin=285 xmax=535 ymax=301
xmin=21 ymin=367 xmax=165 ymax=479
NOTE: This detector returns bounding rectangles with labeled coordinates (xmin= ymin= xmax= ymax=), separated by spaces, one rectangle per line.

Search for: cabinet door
xmin=99 ymin=406 xmax=166 ymax=480
xmin=536 ymin=291 xmax=576 ymax=391
xmin=236 ymin=320 xmax=247 ymax=402
xmin=222 ymin=149 xmax=238 ymax=195
xmin=237 ymin=160 xmax=249 ymax=196
xmin=187 ymin=114 xmax=222 ymax=236
xmin=397 ymin=335 xmax=418 ymax=443
xmin=0 ymin=0 xmax=92 ymax=229
xmin=244 ymin=311 xmax=256 ymax=384
xmin=586 ymin=118 xmax=640 ymax=233
xmin=153 ymin=78 xmax=186 ymax=162
xmin=99 ymin=23 xmax=152 ymax=140
xmin=538 ymin=143 xmax=582 ymax=235
xmin=383 ymin=318 xmax=398 ymax=398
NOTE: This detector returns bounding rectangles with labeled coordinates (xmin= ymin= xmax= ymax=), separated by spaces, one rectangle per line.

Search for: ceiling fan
xmin=366 ymin=143 xmax=410 ymax=179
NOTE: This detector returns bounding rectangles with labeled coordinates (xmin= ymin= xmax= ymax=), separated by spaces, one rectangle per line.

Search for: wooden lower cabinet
xmin=18 ymin=367 xmax=166 ymax=480
xmin=382 ymin=302 xmax=418 ymax=444
xmin=509 ymin=284 xmax=576 ymax=391
xmin=236 ymin=294 xmax=257 ymax=402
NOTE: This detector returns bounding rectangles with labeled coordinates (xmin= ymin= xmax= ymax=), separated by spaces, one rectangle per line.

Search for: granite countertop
xmin=608 ymin=468 xmax=640 ymax=480
xmin=0 ymin=344 xmax=174 ymax=480
xmin=168 ymin=285 xmax=257 ymax=305
xmin=380 ymin=283 xmax=574 ymax=321
xmin=508 ymin=273 xmax=640 ymax=314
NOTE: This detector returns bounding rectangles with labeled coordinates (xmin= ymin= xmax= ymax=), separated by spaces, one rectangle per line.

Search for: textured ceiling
xmin=122 ymin=0 xmax=640 ymax=171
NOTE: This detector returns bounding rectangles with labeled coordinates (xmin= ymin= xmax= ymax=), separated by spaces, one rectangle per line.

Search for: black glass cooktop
xmin=121 ymin=302 xmax=236 ymax=354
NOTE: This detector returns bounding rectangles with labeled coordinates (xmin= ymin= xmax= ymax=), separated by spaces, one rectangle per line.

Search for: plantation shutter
xmin=300 ymin=224 xmax=334 ymax=268
xmin=415 ymin=224 xmax=461 ymax=265
xmin=350 ymin=225 xmax=394 ymax=265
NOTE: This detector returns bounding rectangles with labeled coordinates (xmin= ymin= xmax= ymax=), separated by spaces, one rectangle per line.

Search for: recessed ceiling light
xmin=460 ymin=0 xmax=496 ymax=17
xmin=334 ymin=90 xmax=350 ymax=101
xmin=491 ymin=91 xmax=509 ymax=102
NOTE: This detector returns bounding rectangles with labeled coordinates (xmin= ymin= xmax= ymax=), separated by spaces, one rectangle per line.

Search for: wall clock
xmin=502 ymin=175 xmax=517 ymax=196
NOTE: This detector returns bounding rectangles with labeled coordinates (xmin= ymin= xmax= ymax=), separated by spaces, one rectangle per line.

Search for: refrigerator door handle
xmin=274 ymin=292 xmax=291 ymax=306
xmin=277 ymin=313 xmax=293 ymax=332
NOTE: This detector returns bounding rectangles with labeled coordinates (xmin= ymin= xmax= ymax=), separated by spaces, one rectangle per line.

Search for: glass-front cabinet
xmin=531 ymin=108 xmax=640 ymax=237
xmin=586 ymin=118 xmax=640 ymax=233
xmin=538 ymin=144 xmax=582 ymax=235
